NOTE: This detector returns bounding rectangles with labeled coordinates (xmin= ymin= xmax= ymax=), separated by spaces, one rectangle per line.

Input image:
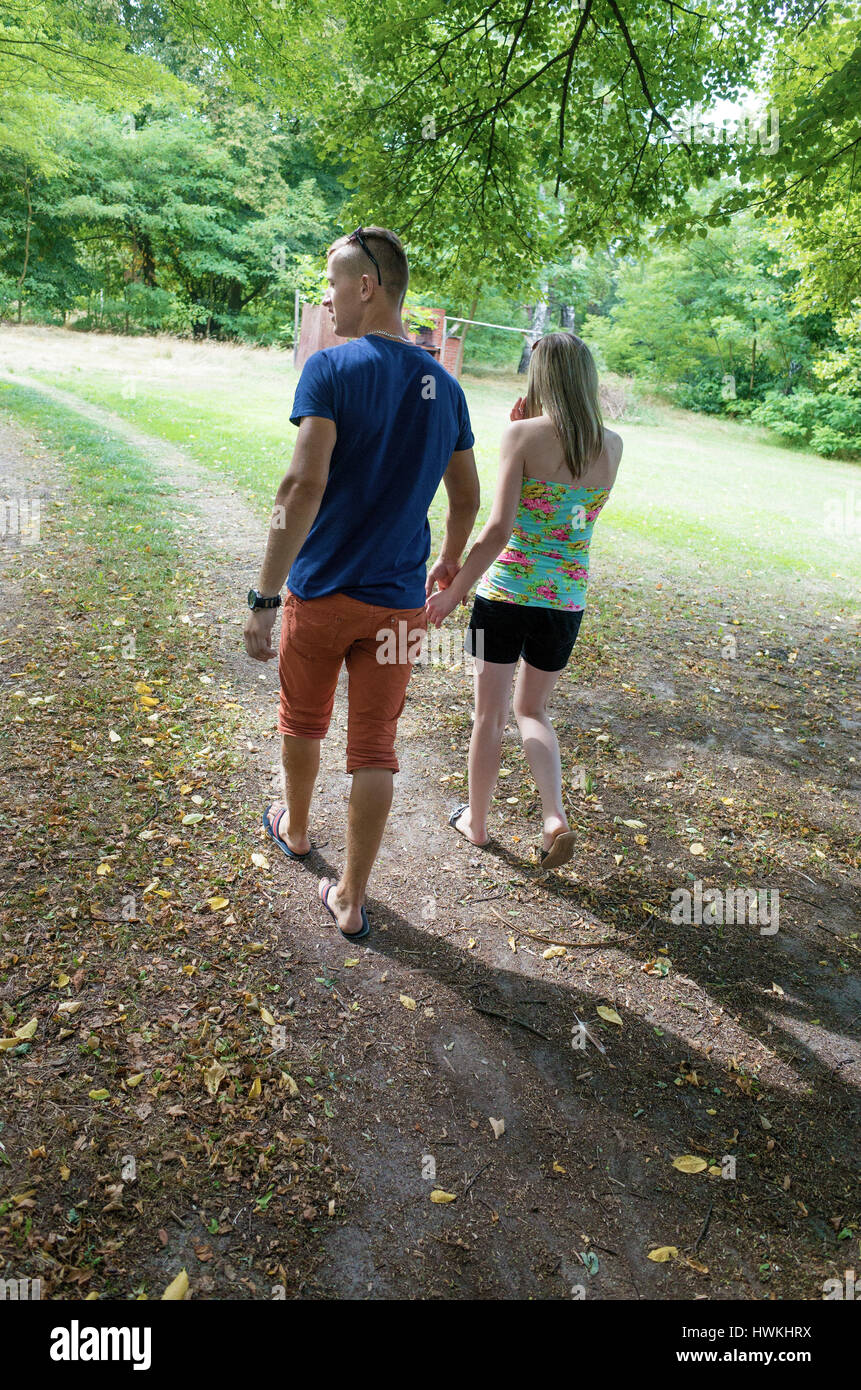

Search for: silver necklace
xmin=367 ymin=330 xmax=411 ymax=343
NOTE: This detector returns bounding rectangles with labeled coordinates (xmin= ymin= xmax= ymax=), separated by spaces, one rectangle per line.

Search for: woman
xmin=426 ymin=332 xmax=622 ymax=869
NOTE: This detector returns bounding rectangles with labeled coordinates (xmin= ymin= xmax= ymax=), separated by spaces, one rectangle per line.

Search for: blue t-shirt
xmin=288 ymin=334 xmax=474 ymax=607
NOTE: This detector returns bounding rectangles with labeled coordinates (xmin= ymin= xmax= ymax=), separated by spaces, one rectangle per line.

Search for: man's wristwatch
xmin=247 ymin=588 xmax=282 ymax=610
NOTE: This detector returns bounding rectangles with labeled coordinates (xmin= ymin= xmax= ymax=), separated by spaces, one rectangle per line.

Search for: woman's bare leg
xmin=454 ymin=658 xmax=517 ymax=846
xmin=513 ymin=660 xmax=568 ymax=853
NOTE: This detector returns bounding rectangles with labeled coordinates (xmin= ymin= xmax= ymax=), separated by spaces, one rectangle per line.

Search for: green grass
xmin=11 ymin=338 xmax=861 ymax=610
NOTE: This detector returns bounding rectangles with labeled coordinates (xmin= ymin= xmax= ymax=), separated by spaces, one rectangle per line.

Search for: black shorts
xmin=465 ymin=594 xmax=584 ymax=672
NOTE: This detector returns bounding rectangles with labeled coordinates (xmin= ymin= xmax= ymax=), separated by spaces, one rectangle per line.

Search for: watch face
xmin=247 ymin=589 xmax=258 ymax=608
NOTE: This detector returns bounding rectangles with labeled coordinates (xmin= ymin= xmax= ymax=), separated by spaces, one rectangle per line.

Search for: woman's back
xmin=476 ymin=414 xmax=622 ymax=612
xmin=516 ymin=414 xmax=623 ymax=490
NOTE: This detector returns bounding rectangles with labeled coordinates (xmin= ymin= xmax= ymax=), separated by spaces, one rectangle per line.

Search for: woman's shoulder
xmin=603 ymin=426 xmax=624 ymax=461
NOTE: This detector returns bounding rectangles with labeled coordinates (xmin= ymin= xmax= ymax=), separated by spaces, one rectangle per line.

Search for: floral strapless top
xmin=476 ymin=476 xmax=611 ymax=611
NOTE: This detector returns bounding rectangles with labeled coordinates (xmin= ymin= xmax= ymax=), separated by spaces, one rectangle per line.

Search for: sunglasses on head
xmin=346 ymin=226 xmax=382 ymax=285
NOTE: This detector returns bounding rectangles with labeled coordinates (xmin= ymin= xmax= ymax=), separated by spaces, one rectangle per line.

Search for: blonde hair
xmin=525 ymin=332 xmax=604 ymax=479
xmin=328 ymin=226 xmax=410 ymax=308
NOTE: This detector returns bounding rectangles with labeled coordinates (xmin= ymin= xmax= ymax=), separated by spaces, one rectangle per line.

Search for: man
xmin=244 ymin=226 xmax=479 ymax=937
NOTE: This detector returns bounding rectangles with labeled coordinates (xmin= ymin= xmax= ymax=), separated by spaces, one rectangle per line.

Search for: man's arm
xmin=425 ymin=447 xmax=480 ymax=597
xmin=244 ymin=415 xmax=336 ymax=661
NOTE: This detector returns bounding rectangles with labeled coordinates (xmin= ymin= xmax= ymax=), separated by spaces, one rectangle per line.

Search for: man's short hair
xmin=328 ymin=226 xmax=410 ymax=308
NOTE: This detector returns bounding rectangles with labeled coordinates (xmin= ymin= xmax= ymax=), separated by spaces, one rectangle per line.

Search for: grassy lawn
xmin=2 ymin=326 xmax=858 ymax=610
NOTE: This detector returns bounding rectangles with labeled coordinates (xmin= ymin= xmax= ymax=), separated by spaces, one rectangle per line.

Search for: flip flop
xmin=262 ymin=803 xmax=312 ymax=860
xmin=319 ymin=878 xmax=370 ymax=940
xmin=540 ymin=830 xmax=576 ymax=871
xmin=449 ymin=803 xmax=490 ymax=849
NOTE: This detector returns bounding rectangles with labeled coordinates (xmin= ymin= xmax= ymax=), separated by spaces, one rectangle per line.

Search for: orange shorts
xmin=277 ymin=589 xmax=428 ymax=773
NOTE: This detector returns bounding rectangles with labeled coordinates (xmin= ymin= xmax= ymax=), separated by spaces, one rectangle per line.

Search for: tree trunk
xmin=560 ymin=303 xmax=576 ymax=330
xmin=228 ymin=279 xmax=243 ymax=315
xmin=518 ymin=284 xmax=551 ymax=373
xmin=749 ymin=332 xmax=756 ymax=394
xmin=139 ymin=232 xmax=157 ymax=287
xmin=16 ymin=169 xmax=33 ymax=324
xmin=450 ymin=287 xmax=481 ymax=376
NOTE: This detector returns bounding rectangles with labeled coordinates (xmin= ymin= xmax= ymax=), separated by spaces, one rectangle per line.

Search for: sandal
xmin=449 ymin=803 xmax=490 ymax=848
xmin=319 ymin=878 xmax=370 ymax=940
xmin=262 ymin=802 xmax=312 ymax=860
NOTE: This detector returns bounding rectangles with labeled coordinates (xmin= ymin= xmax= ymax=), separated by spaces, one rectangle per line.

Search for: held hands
xmin=425 ymin=584 xmax=461 ymax=629
xmin=244 ymin=606 xmax=278 ymax=661
xmin=425 ymin=556 xmax=460 ymax=598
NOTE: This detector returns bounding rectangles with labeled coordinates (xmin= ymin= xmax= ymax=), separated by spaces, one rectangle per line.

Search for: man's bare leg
xmin=322 ymin=766 xmax=393 ymax=935
xmin=265 ymin=733 xmax=319 ymax=855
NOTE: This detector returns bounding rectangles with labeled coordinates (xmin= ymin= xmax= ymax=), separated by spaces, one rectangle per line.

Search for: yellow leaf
xmin=689 ymin=842 xmax=705 ymax=856
xmin=15 ymin=1017 xmax=37 ymax=1039
xmin=59 ymin=1163 xmax=71 ymax=1182
xmin=207 ymin=897 xmax=229 ymax=911
xmin=56 ymin=973 xmax=70 ymax=988
xmin=135 ymin=681 xmax=152 ymax=695
xmin=251 ymin=852 xmax=269 ymax=870
xmin=430 ymin=1190 xmax=457 ymax=1204
xmin=621 ymin=819 xmax=646 ymax=828
xmin=260 ymin=1007 xmax=276 ymax=1027
xmin=203 ymin=1060 xmax=226 ymax=1097
xmin=542 ymin=945 xmax=566 ymax=959
xmin=280 ymin=1072 xmax=300 ymax=1097
xmin=597 ymin=1005 xmax=623 ymax=1027
xmin=672 ymin=1155 xmax=708 ymax=1173
xmin=162 ymin=1269 xmax=189 ymax=1301
xmin=126 ymin=1073 xmax=144 ymax=1088
xmin=400 ymin=995 xmax=417 ymax=1010
xmin=508 ymin=936 xmax=517 ymax=952
xmin=57 ymin=1000 xmax=82 ymax=1015
xmin=96 ymin=863 xmax=112 ymax=876
xmin=248 ymin=1076 xmax=261 ymax=1100
xmin=552 ymin=1161 xmax=566 ymax=1174
xmin=139 ymin=696 xmax=159 ymax=708
xmin=70 ymin=741 xmax=85 ymax=753
xmin=343 ymin=958 xmax=360 ymax=968
xmin=634 ymin=834 xmax=648 ymax=846
xmin=88 ymin=1089 xmax=109 ymax=1101
xmin=647 ymin=1246 xmax=678 ymax=1263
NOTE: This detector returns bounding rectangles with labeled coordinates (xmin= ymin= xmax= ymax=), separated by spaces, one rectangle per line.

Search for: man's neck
xmin=357 ymin=308 xmax=409 ymax=340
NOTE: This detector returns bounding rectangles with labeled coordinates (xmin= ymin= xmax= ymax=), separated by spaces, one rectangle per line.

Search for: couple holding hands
xmin=243 ymin=225 xmax=621 ymax=938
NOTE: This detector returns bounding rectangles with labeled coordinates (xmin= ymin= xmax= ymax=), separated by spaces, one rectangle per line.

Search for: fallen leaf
xmin=162 ymin=1269 xmax=189 ymax=1300
xmin=203 ymin=1060 xmax=226 ymax=1097
xmin=672 ymin=1155 xmax=707 ymax=1174
xmin=597 ymin=1005 xmax=623 ymax=1027
xmin=647 ymin=1246 xmax=678 ymax=1262
xmin=430 ymin=1190 xmax=457 ymax=1204
xmin=489 ymin=1117 xmax=505 ymax=1139
xmin=399 ymin=995 xmax=417 ymax=1011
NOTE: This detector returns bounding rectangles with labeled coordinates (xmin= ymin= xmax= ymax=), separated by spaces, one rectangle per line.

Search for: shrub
xmin=751 ymin=389 xmax=861 ymax=458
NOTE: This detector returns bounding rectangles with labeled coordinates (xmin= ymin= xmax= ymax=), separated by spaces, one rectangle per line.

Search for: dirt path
xmin=2 ymin=378 xmax=858 ymax=1301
